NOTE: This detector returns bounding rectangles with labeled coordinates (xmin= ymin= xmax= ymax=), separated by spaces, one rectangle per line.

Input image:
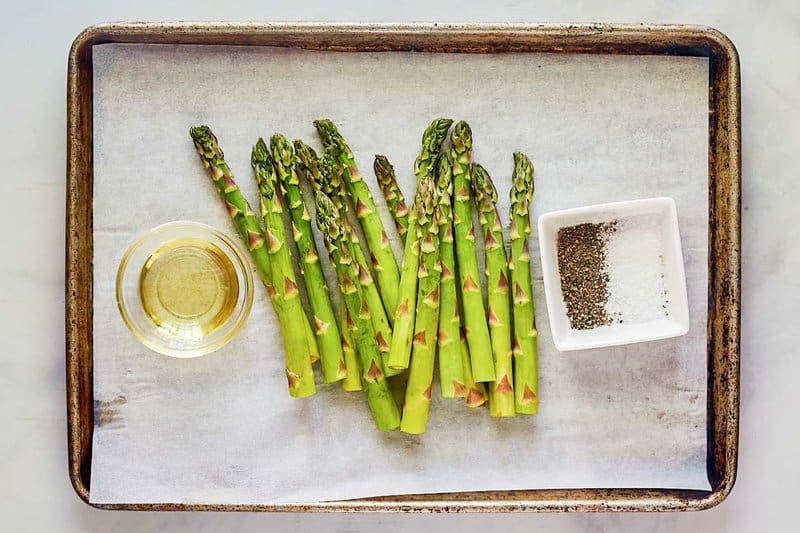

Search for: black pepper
xmin=556 ymin=221 xmax=617 ymax=330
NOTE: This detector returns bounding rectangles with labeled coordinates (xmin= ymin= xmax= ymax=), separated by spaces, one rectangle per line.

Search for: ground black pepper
xmin=556 ymin=221 xmax=617 ymax=330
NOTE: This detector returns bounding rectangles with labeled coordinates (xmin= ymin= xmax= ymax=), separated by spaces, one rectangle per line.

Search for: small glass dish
xmin=116 ymin=221 xmax=254 ymax=358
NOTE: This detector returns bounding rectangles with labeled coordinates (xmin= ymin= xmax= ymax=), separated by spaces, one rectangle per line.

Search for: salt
xmin=604 ymin=214 xmax=668 ymax=325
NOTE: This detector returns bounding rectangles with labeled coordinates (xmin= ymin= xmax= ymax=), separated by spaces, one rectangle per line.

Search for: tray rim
xmin=65 ymin=21 xmax=741 ymax=513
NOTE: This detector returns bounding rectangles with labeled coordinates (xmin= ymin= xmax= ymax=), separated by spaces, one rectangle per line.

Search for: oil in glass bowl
xmin=139 ymin=237 xmax=239 ymax=341
xmin=116 ymin=221 xmax=253 ymax=358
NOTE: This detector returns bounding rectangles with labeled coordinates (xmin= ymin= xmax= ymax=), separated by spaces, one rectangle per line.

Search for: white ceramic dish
xmin=537 ymin=197 xmax=690 ymax=351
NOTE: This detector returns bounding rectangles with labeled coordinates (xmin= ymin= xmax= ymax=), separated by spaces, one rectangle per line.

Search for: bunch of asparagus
xmin=189 ymin=119 xmax=538 ymax=433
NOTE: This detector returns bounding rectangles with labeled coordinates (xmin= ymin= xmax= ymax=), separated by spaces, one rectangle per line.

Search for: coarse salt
xmin=604 ymin=214 xmax=668 ymax=325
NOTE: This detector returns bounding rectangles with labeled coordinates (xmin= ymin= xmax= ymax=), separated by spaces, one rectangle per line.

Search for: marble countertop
xmin=2 ymin=1 xmax=796 ymax=531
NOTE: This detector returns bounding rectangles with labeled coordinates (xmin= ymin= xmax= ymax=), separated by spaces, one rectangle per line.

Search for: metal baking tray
xmin=66 ymin=22 xmax=740 ymax=512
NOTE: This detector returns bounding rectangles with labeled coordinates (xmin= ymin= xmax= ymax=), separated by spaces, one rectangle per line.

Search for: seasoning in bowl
xmin=556 ymin=221 xmax=616 ymax=329
xmin=538 ymin=197 xmax=689 ymax=351
xmin=557 ymin=215 xmax=671 ymax=331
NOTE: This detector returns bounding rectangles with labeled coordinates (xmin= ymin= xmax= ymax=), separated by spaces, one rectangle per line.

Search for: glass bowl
xmin=116 ymin=221 xmax=254 ymax=358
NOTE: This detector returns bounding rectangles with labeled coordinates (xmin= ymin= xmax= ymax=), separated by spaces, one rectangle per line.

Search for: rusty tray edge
xmin=65 ymin=22 xmax=741 ymax=513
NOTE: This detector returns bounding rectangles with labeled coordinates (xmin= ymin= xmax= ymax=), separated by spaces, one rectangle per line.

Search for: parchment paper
xmin=90 ymin=43 xmax=710 ymax=504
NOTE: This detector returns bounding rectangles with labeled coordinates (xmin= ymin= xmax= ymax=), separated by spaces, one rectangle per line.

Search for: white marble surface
xmin=0 ymin=0 xmax=796 ymax=531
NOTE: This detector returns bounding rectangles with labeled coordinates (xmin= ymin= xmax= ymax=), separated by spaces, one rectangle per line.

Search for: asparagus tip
xmin=471 ymin=163 xmax=498 ymax=205
xmin=294 ymin=139 xmax=317 ymax=159
xmin=511 ymin=152 xmax=535 ymax=204
xmin=373 ymin=154 xmax=394 ymax=180
xmin=313 ymin=119 xmax=338 ymax=145
xmin=451 ymin=120 xmax=473 ymax=153
xmin=270 ymin=133 xmax=294 ymax=166
xmin=513 ymin=152 xmax=534 ymax=179
xmin=251 ymin=137 xmax=270 ymax=167
xmin=189 ymin=125 xmax=217 ymax=153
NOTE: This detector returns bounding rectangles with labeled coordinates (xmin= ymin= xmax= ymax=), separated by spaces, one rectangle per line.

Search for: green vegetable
xmin=314 ymin=119 xmax=401 ymax=317
xmin=271 ymin=134 xmax=344 ymax=384
xmin=339 ymin=301 xmax=363 ymax=392
xmin=385 ymin=209 xmax=420 ymax=370
xmin=509 ymin=152 xmax=539 ymax=415
xmin=315 ymin=191 xmax=401 ymax=430
xmin=449 ymin=121 xmax=495 ymax=383
xmin=190 ymin=126 xmax=315 ymax=397
xmin=386 ymin=119 xmax=452 ymax=372
xmin=400 ymin=175 xmax=441 ymax=434
xmin=472 ymin=163 xmax=515 ymax=416
xmin=460 ymin=327 xmax=488 ymax=408
xmin=374 ymin=155 xmax=409 ymax=242
xmin=435 ymin=152 xmax=467 ymax=398
xmin=295 ymin=140 xmax=397 ymax=376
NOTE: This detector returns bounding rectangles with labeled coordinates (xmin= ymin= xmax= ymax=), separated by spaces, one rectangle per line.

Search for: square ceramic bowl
xmin=537 ymin=197 xmax=690 ymax=351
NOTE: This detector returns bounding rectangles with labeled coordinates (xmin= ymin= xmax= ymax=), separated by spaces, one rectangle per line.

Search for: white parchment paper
xmin=90 ymin=43 xmax=710 ymax=504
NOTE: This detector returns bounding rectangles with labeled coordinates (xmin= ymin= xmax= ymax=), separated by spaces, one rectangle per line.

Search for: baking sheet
xmin=90 ymin=43 xmax=710 ymax=504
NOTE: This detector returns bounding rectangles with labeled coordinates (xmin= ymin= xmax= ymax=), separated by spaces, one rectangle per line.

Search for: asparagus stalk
xmin=315 ymin=191 xmax=401 ymax=430
xmin=509 ymin=152 xmax=539 ymax=415
xmin=252 ymin=139 xmax=333 ymax=389
xmin=385 ymin=206 xmax=420 ymax=370
xmin=400 ymin=175 xmax=441 ymax=434
xmin=453 ymin=243 xmax=488 ymax=408
xmin=414 ymin=119 xmax=453 ymax=181
xmin=385 ymin=119 xmax=451 ymax=371
xmin=189 ymin=126 xmax=315 ymax=397
xmin=472 ymin=163 xmax=515 ymax=416
xmin=460 ymin=327 xmax=488 ymax=407
xmin=295 ymin=140 xmax=396 ymax=375
xmin=449 ymin=121 xmax=495 ymax=382
xmin=340 ymin=301 xmax=363 ymax=392
xmin=435 ymin=153 xmax=467 ymax=398
xmin=314 ymin=119 xmax=401 ymax=316
xmin=270 ymin=134 xmax=344 ymax=384
xmin=374 ymin=155 xmax=409 ymax=243
xmin=304 ymin=318 xmax=320 ymax=364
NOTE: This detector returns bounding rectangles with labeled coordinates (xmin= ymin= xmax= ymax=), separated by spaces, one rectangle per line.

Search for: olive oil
xmin=139 ymin=237 xmax=239 ymax=340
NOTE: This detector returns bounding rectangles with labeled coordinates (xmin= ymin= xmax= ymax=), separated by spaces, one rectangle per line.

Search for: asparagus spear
xmin=340 ymin=301 xmax=363 ymax=392
xmin=304 ymin=319 xmax=321 ymax=364
xmin=400 ymin=175 xmax=441 ymax=434
xmin=385 ymin=119 xmax=452 ymax=371
xmin=385 ymin=202 xmax=420 ymax=370
xmin=251 ymin=139 xmax=336 ymax=387
xmin=295 ymin=140 xmax=397 ymax=375
xmin=472 ymin=163 xmax=515 ymax=416
xmin=453 ymin=242 xmax=488 ymax=408
xmin=314 ymin=119 xmax=401 ymax=317
xmin=509 ymin=152 xmax=539 ymax=415
xmin=189 ymin=126 xmax=315 ymax=397
xmin=460 ymin=327 xmax=488 ymax=407
xmin=374 ymin=155 xmax=409 ymax=242
xmin=270 ymin=134 xmax=344 ymax=384
xmin=449 ymin=121 xmax=495 ymax=383
xmin=315 ymin=191 xmax=401 ymax=430
xmin=435 ymin=153 xmax=467 ymax=398
xmin=414 ymin=119 xmax=453 ymax=182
